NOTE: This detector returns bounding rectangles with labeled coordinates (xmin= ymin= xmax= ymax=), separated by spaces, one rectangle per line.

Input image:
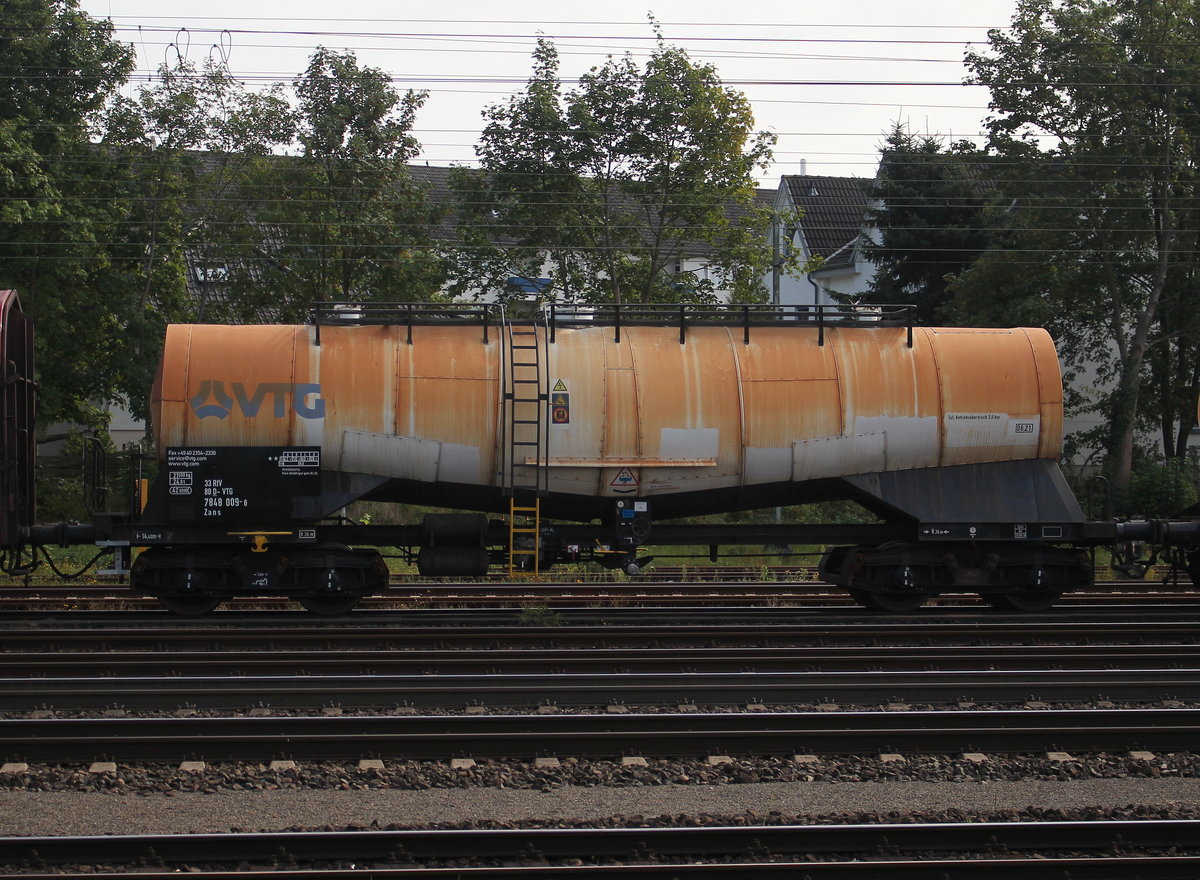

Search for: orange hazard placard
xmin=551 ymin=391 xmax=569 ymax=424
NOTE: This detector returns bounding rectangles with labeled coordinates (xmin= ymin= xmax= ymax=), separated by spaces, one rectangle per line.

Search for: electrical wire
xmin=36 ymin=546 xmax=111 ymax=579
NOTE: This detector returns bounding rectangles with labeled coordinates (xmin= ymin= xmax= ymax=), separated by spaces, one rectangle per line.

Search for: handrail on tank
xmin=309 ymin=301 xmax=916 ymax=347
xmin=310 ymin=302 xmax=494 ymax=345
xmin=545 ymin=302 xmax=915 ymax=346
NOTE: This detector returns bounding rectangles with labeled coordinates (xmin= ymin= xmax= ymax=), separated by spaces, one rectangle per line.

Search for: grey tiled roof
xmin=782 ymin=175 xmax=870 ymax=270
xmin=406 ymin=164 xmax=459 ymax=240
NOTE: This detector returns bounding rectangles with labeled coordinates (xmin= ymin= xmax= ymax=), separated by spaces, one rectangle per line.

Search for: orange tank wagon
xmin=3 ymin=299 xmax=1198 ymax=614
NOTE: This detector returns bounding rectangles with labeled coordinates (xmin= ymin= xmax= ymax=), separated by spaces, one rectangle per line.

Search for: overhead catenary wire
xmin=6 ymin=10 xmax=1200 ymax=250
xmin=5 ymin=10 xmax=1191 ymax=185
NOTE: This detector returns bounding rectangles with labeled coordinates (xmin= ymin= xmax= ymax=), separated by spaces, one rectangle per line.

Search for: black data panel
xmin=157 ymin=447 xmax=321 ymax=524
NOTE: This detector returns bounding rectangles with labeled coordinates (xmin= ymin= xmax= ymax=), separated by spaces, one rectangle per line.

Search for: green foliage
xmin=0 ymin=0 xmax=138 ymax=428
xmin=1125 ymin=451 xmax=1199 ymax=517
xmin=863 ymin=125 xmax=991 ymax=323
xmin=0 ymin=5 xmax=298 ymax=429
xmin=516 ymin=605 xmax=564 ymax=626
xmin=130 ymin=55 xmax=294 ymax=330
xmin=35 ymin=451 xmax=88 ymax=523
xmin=449 ymin=29 xmax=795 ymax=305
xmin=238 ymin=47 xmax=448 ymax=318
xmin=671 ymin=501 xmax=877 ymax=528
xmin=954 ymin=0 xmax=1200 ymax=487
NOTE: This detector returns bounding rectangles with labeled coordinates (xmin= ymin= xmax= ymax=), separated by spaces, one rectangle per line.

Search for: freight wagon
xmin=2 ymin=292 xmax=1197 ymax=613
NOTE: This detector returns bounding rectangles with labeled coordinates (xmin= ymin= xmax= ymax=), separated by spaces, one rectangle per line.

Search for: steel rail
xmin=2 ymin=820 xmax=1199 ymax=877
xmin=5 ymin=580 xmax=1191 ymax=595
xmin=7 ymin=668 xmax=1200 ymax=711
xmin=2 ymin=707 xmax=1199 ymax=762
xmin=4 ymin=614 xmax=1200 ymax=651
xmin=8 ymin=592 xmax=1199 ymax=612
xmin=2 ymin=576 xmax=1192 ymax=602
xmin=2 ymin=642 xmax=1197 ymax=676
xmin=25 ymin=603 xmax=1200 ymax=620
xmin=5 ymin=857 xmax=1199 ymax=878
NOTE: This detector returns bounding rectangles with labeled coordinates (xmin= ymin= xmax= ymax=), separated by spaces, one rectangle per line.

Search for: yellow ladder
xmin=507 ymin=496 xmax=541 ymax=576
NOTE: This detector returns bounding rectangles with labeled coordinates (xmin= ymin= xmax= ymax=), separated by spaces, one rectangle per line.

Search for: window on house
xmin=193 ymin=264 xmax=229 ymax=283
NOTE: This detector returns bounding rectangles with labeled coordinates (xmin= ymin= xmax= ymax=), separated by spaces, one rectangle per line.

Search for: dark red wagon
xmin=0 ymin=290 xmax=35 ymax=551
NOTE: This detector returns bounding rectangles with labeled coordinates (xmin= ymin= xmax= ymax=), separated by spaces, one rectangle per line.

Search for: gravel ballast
xmin=2 ymin=777 xmax=1200 ymax=837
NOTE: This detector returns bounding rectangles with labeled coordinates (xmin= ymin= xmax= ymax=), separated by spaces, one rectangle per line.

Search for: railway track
xmin=3 ymin=604 xmax=1199 ymax=874
xmin=2 ymin=609 xmax=1200 ymax=651
xmin=2 ymin=641 xmax=1196 ymax=675
xmin=4 ymin=608 xmax=1199 ymax=766
xmin=3 ymin=707 xmax=1200 ymax=763
xmin=0 ymin=573 xmax=1192 ymax=610
xmin=7 ymin=668 xmax=1200 ymax=712
xmin=5 ymin=820 xmax=1200 ymax=877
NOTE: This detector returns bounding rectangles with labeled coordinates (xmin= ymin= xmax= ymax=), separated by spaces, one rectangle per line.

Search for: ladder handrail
xmin=500 ymin=309 xmax=550 ymax=500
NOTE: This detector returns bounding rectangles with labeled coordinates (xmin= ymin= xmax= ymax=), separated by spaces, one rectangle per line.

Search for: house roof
xmin=782 ymin=175 xmax=870 ymax=270
xmin=407 ymin=164 xmax=459 ymax=240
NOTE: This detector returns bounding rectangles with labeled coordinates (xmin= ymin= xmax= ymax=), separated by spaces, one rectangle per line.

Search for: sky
xmin=79 ymin=0 xmax=1021 ymax=183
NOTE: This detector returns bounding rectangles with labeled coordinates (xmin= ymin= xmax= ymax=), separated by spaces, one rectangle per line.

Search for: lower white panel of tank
xmin=636 ymin=471 xmax=739 ymax=495
xmin=439 ymin=442 xmax=484 ymax=484
xmin=748 ymin=417 xmax=940 ymax=486
xmin=944 ymin=413 xmax=1041 ymax=449
xmin=339 ymin=430 xmax=482 ymax=484
xmin=660 ymin=427 xmax=719 ymax=460
xmin=744 ymin=447 xmax=793 ymax=483
xmin=792 ymin=432 xmax=887 ymax=482
xmin=851 ymin=415 xmax=939 ymax=472
xmin=342 ymin=430 xmax=437 ymax=481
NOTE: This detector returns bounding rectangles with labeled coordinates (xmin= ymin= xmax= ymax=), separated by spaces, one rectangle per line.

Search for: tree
xmin=240 ymin=47 xmax=446 ymax=318
xmin=0 ymin=0 xmax=137 ymax=427
xmin=862 ymin=124 xmax=990 ymax=323
xmin=447 ymin=40 xmax=592 ymax=303
xmin=955 ymin=0 xmax=1200 ymax=500
xmin=132 ymin=53 xmax=293 ymax=324
xmin=449 ymin=31 xmax=798 ymax=304
xmin=71 ymin=51 xmax=300 ymax=426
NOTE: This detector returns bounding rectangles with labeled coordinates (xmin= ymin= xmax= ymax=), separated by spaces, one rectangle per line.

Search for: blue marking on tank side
xmin=190 ymin=381 xmax=325 ymax=420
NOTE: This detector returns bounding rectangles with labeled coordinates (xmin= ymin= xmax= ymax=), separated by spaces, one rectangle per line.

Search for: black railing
xmin=310 ymin=303 xmax=495 ymax=345
xmin=310 ymin=302 xmax=916 ymax=347
xmin=545 ymin=302 xmax=915 ymax=346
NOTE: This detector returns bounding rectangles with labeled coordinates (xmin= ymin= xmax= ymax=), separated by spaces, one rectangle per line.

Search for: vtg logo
xmin=189 ymin=380 xmax=325 ymax=420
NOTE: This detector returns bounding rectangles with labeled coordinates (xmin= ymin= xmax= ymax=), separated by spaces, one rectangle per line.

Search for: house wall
xmin=768 ymin=178 xmax=877 ymax=309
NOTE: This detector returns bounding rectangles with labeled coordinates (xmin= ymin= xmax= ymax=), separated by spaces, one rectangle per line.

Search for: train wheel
xmin=851 ymin=590 xmax=930 ymax=612
xmin=983 ymin=592 xmax=1061 ymax=612
xmin=159 ymin=595 xmax=221 ymax=616
xmin=847 ymin=589 xmax=874 ymax=609
xmin=298 ymin=595 xmax=360 ymax=616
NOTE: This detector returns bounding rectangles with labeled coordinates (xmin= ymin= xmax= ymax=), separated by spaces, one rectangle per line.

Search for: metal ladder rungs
xmin=504 ymin=318 xmax=546 ymax=573
xmin=507 ymin=496 xmax=542 ymax=576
